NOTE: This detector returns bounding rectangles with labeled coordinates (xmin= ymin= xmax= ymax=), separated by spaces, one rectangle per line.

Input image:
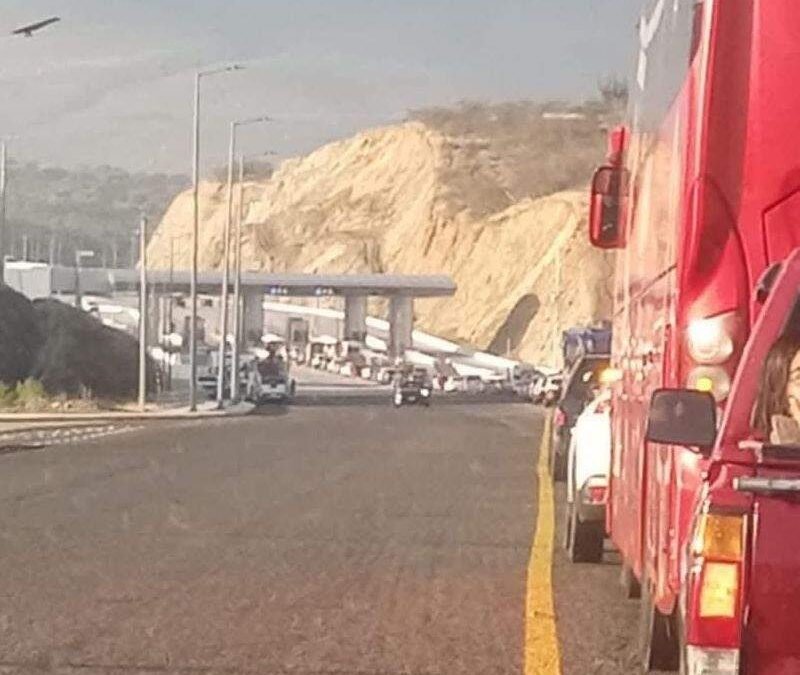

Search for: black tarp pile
xmin=0 ymin=285 xmax=152 ymax=399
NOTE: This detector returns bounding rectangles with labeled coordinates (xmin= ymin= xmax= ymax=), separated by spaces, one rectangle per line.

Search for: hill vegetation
xmin=3 ymin=162 xmax=187 ymax=267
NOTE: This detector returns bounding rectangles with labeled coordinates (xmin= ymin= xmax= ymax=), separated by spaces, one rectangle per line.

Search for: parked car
xmin=542 ymin=374 xmax=564 ymax=406
xmin=563 ymin=389 xmax=611 ymax=562
xmin=550 ymin=354 xmax=610 ymax=481
xmin=462 ymin=375 xmax=485 ymax=394
xmin=246 ymin=357 xmax=296 ymax=403
xmin=529 ymin=373 xmax=547 ymax=403
xmin=392 ymin=367 xmax=432 ymax=407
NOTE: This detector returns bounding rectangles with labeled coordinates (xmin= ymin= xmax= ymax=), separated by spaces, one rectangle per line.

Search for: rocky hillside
xmin=147 ymin=103 xmax=614 ymax=366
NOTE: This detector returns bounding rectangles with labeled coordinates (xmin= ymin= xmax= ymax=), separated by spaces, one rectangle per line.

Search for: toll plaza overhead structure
xmin=3 ymin=263 xmax=456 ymax=359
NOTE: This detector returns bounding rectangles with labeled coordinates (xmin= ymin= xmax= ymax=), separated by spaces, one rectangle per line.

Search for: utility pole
xmin=215 ymin=121 xmax=237 ymax=408
xmin=138 ymin=215 xmax=148 ymax=411
xmin=130 ymin=232 xmax=137 ymax=268
xmin=74 ymin=249 xmax=94 ymax=309
xmin=190 ymin=64 xmax=244 ymax=413
xmin=230 ymin=154 xmax=245 ymax=402
xmin=552 ymin=245 xmax=562 ymax=368
xmin=112 ymin=240 xmax=118 ymax=269
xmin=168 ymin=237 xmax=175 ymax=333
xmin=22 ymin=235 xmax=28 ymax=261
xmin=190 ymin=71 xmax=201 ymax=412
xmin=215 ymin=115 xmax=271 ymax=408
xmin=0 ymin=142 xmax=6 ymax=279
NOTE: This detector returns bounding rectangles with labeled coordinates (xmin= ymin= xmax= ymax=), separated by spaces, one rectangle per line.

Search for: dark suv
xmin=549 ymin=354 xmax=610 ymax=481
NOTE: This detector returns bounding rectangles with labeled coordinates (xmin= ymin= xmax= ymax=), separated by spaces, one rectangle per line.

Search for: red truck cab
xmin=644 ymin=248 xmax=800 ymax=673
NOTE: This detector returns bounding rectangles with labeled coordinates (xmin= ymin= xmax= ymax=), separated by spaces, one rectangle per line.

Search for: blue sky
xmin=0 ymin=1 xmax=638 ymax=173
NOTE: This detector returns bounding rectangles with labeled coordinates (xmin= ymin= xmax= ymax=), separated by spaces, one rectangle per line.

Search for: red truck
xmin=588 ymin=1 xmax=800 ymax=672
xmin=644 ymin=249 xmax=800 ymax=674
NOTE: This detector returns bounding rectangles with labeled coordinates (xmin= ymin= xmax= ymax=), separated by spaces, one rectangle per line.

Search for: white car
xmin=246 ymin=361 xmax=297 ymax=403
xmin=562 ymin=389 xmax=611 ymax=563
xmin=542 ymin=374 xmax=563 ymax=406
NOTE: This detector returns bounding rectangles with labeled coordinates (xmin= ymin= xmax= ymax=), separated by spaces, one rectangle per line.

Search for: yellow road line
xmin=524 ymin=416 xmax=561 ymax=675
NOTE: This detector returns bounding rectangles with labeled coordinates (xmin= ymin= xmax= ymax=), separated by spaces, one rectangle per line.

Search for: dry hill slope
xmin=147 ymin=117 xmax=613 ymax=365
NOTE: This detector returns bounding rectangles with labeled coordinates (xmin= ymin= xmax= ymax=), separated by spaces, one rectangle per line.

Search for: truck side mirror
xmin=589 ymin=165 xmax=626 ymax=249
xmin=646 ymin=389 xmax=717 ymax=451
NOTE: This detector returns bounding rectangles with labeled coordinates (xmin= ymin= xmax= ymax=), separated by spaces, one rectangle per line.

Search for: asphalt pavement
xmin=0 ymin=377 xmax=640 ymax=675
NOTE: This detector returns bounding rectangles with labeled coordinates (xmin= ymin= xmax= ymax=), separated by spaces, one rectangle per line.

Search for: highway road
xmin=0 ymin=376 xmax=641 ymax=674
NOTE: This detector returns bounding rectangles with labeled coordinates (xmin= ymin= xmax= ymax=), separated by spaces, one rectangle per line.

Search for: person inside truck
xmin=752 ymin=331 xmax=800 ymax=444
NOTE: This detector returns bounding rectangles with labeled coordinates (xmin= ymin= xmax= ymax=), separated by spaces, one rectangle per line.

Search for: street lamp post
xmin=230 ymin=150 xmax=277 ymax=402
xmin=0 ymin=142 xmax=6 ymax=280
xmin=188 ymin=64 xmax=243 ymax=413
xmin=74 ymin=249 xmax=94 ymax=310
xmin=215 ymin=115 xmax=271 ymax=408
xmin=230 ymin=155 xmax=246 ymax=403
xmin=138 ymin=215 xmax=148 ymax=411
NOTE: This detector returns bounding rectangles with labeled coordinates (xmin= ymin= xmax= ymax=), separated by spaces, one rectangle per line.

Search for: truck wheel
xmin=638 ymin=579 xmax=679 ymax=672
xmin=568 ymin=505 xmax=604 ymax=563
xmin=562 ymin=500 xmax=574 ymax=551
xmin=549 ymin=437 xmax=567 ymax=482
xmin=620 ymin=564 xmax=642 ymax=599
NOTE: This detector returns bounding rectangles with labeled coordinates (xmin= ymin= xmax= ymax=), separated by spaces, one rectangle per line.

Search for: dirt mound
xmin=0 ymin=285 xmax=43 ymax=383
xmin=147 ymin=115 xmax=613 ymax=366
xmin=0 ymin=284 xmax=150 ymax=399
xmin=30 ymin=299 xmax=151 ymax=399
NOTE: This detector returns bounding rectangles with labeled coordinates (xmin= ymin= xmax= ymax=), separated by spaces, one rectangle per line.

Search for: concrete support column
xmin=343 ymin=295 xmax=367 ymax=342
xmin=388 ymin=296 xmax=413 ymax=360
xmin=242 ymin=288 xmax=264 ymax=345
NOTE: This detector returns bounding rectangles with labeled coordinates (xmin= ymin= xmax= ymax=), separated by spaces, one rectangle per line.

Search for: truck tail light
xmin=581 ymin=476 xmax=608 ymax=505
xmin=686 ymin=312 xmax=737 ymax=365
xmin=691 ymin=513 xmax=743 ymax=562
xmin=684 ymin=311 xmax=743 ymax=403
xmin=685 ymin=511 xmax=746 ymax=671
xmin=554 ymin=408 xmax=566 ymax=428
xmin=686 ymin=366 xmax=731 ymax=403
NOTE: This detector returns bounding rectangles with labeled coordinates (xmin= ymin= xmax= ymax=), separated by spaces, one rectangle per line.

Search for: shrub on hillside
xmin=30 ymin=299 xmax=155 ymax=400
xmin=0 ymin=285 xmax=43 ymax=385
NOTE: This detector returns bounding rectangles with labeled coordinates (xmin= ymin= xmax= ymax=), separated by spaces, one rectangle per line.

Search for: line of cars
xmin=514 ymin=369 xmax=564 ymax=406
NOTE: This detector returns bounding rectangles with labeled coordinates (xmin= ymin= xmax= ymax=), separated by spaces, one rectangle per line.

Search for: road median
xmin=0 ymin=400 xmax=255 ymax=431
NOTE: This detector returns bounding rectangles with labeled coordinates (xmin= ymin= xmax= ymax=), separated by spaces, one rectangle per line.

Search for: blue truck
xmin=561 ymin=322 xmax=612 ymax=370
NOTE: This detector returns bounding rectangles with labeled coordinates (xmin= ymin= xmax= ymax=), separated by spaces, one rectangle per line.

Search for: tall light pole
xmin=0 ymin=142 xmax=6 ymax=280
xmin=189 ymin=64 xmax=243 ymax=412
xmin=231 ymin=150 xmax=277 ymax=402
xmin=138 ymin=215 xmax=148 ymax=411
xmin=74 ymin=249 xmax=94 ymax=309
xmin=215 ymin=115 xmax=271 ymax=408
